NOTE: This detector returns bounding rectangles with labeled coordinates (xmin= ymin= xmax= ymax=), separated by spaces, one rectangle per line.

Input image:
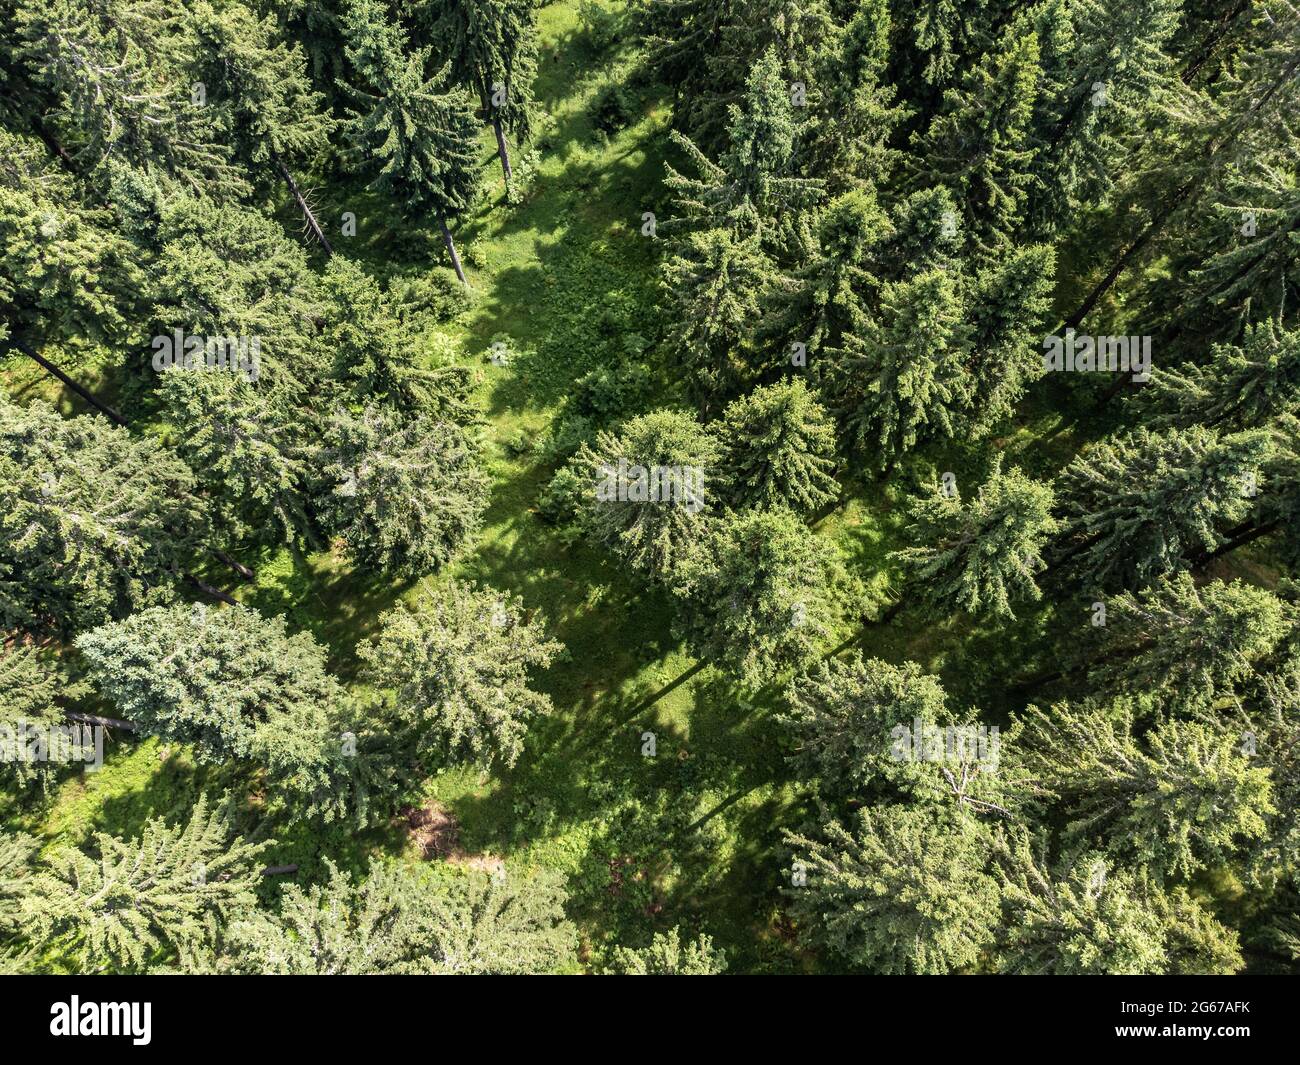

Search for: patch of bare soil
xmin=398 ymin=802 xmax=505 ymax=876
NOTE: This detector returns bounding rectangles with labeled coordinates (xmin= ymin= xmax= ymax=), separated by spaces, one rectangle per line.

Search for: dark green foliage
xmin=0 ymin=398 xmax=204 ymax=635
xmin=316 ymin=406 xmax=488 ymax=578
xmin=891 ymin=458 xmax=1057 ymax=619
xmin=673 ymin=507 xmax=845 ymax=686
xmin=1052 ymin=425 xmax=1272 ymax=590
xmin=359 ymin=580 xmax=561 ymax=770
xmin=716 ymin=378 xmax=839 ymax=514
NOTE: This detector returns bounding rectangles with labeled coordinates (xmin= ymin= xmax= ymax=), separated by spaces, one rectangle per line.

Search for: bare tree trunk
xmin=440 ymin=215 xmax=468 ymax=285
xmin=66 ymin=712 xmax=137 ymax=731
xmin=492 ymin=115 xmax=513 ymax=185
xmin=213 ymin=548 xmax=255 ymax=581
xmin=185 ymin=572 xmax=238 ymax=606
xmin=274 ymin=155 xmax=333 ymax=257
xmin=7 ymin=340 xmax=128 ymax=426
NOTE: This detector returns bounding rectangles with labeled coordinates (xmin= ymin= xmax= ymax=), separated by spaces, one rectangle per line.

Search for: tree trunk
xmin=1060 ymin=50 xmax=1300 ymax=330
xmin=439 ymin=215 xmax=468 ymax=285
xmin=1193 ymin=519 xmax=1282 ymax=567
xmin=7 ymin=340 xmax=128 ymax=426
xmin=213 ymin=548 xmax=255 ymax=581
xmin=274 ymin=155 xmax=333 ymax=257
xmin=492 ymin=115 xmax=513 ymax=186
xmin=185 ymin=571 xmax=238 ymax=606
xmin=66 ymin=712 xmax=137 ymax=732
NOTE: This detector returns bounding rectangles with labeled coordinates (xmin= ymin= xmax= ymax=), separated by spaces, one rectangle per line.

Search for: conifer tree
xmin=994 ymin=837 xmax=1242 ymax=974
xmin=316 ymin=405 xmax=488 ymax=579
xmin=359 ymin=581 xmax=561 ymax=770
xmin=157 ymin=367 xmax=313 ymax=552
xmin=907 ymin=28 xmax=1040 ymax=258
xmin=28 ymin=794 xmax=270 ymax=973
xmin=0 ymin=830 xmax=40 ymax=939
xmin=0 ymin=642 xmax=67 ymax=787
xmin=673 ymin=507 xmax=844 ymax=686
xmin=1082 ymin=574 xmax=1292 ymax=716
xmin=217 ymin=860 xmax=432 ymax=975
xmin=760 ymin=189 xmax=889 ymax=372
xmin=1030 ymin=0 xmax=1184 ymax=231
xmin=840 ymin=268 xmax=970 ymax=475
xmin=890 ymin=457 xmax=1057 ymax=620
xmin=419 ymin=0 xmax=539 ymax=184
xmin=802 ymin=0 xmax=906 ymax=195
xmin=569 ymin=408 xmax=719 ymax=578
xmin=317 ymin=256 xmax=461 ymax=412
xmin=1139 ymin=321 xmax=1300 ymax=432
xmin=605 ymin=927 xmax=728 ymax=975
xmin=342 ymin=0 xmax=480 ymax=283
xmin=778 ymin=653 xmax=948 ymax=798
xmin=410 ymin=867 xmax=577 ymax=974
xmin=665 ymin=46 xmax=820 ymax=244
xmin=1051 ymin=425 xmax=1272 ymax=590
xmin=0 ymin=127 xmax=142 ymax=349
xmin=660 ymin=226 xmax=783 ymax=409
xmin=149 ymin=194 xmax=329 ymax=401
xmin=785 ymin=805 xmax=1001 ymax=974
xmin=14 ymin=0 xmax=244 ymax=196
xmin=76 ymin=602 xmax=383 ymax=821
xmin=188 ymin=0 xmax=334 ymax=249
xmin=0 ymin=398 xmax=205 ymax=635
xmin=716 ymin=379 xmax=838 ymax=515
xmin=965 ymin=243 xmax=1056 ymax=434
xmin=1016 ymin=700 xmax=1274 ymax=881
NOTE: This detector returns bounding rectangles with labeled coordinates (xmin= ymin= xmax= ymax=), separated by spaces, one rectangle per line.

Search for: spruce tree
xmin=994 ymin=836 xmax=1242 ymax=974
xmin=907 ymin=27 xmax=1041 ymax=259
xmin=1082 ymin=574 xmax=1291 ymax=716
xmin=785 ymin=805 xmax=1001 ymax=974
xmin=0 ymin=398 xmax=205 ymax=635
xmin=568 ymin=408 xmax=719 ymax=578
xmin=419 ymin=0 xmax=539 ymax=184
xmin=840 ymin=268 xmax=970 ymax=475
xmin=217 ymin=860 xmax=432 ymax=975
xmin=0 ymin=127 xmax=142 ymax=349
xmin=188 ymin=0 xmax=334 ymax=249
xmin=342 ymin=0 xmax=480 ymax=282
xmin=1051 ymin=425 xmax=1273 ymax=590
xmin=1030 ymin=0 xmax=1184 ymax=231
xmin=965 ymin=243 xmax=1056 ymax=434
xmin=157 ymin=367 xmax=312 ymax=552
xmin=359 ymin=580 xmax=561 ymax=770
xmin=76 ymin=601 xmax=383 ymax=822
xmin=1139 ymin=321 xmax=1300 ymax=432
xmin=890 ymin=457 xmax=1057 ymax=620
xmin=716 ymin=378 xmax=839 ymax=515
xmin=778 ymin=653 xmax=948 ymax=798
xmin=1017 ymin=700 xmax=1274 ymax=881
xmin=673 ymin=507 xmax=844 ymax=686
xmin=802 ymin=0 xmax=905 ymax=196
xmin=409 ymin=867 xmax=577 ymax=974
xmin=28 ymin=794 xmax=270 ymax=973
xmin=316 ymin=405 xmax=488 ymax=579
xmin=659 ymin=226 xmax=783 ymax=409
xmin=605 ymin=927 xmax=728 ymax=975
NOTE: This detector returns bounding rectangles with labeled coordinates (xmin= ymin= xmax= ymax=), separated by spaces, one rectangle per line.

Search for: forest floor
xmin=4 ymin=0 xmax=1272 ymax=972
